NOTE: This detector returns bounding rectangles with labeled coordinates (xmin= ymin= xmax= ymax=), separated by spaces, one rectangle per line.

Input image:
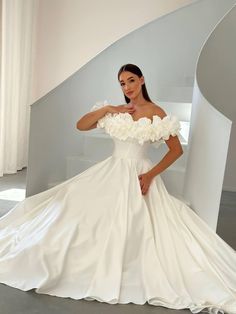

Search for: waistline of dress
xmin=111 ymin=150 xmax=149 ymax=160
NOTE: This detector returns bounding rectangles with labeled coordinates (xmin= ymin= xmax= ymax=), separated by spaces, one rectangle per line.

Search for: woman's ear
xmin=140 ymin=76 xmax=145 ymax=85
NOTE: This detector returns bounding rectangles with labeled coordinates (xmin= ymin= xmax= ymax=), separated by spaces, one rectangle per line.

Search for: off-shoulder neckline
xmin=119 ymin=112 xmax=166 ymax=124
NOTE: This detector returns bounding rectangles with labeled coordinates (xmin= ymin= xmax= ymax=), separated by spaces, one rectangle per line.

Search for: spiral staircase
xmin=26 ymin=0 xmax=236 ymax=231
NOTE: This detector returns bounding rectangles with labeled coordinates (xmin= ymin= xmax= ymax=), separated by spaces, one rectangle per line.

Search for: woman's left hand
xmin=138 ymin=172 xmax=154 ymax=195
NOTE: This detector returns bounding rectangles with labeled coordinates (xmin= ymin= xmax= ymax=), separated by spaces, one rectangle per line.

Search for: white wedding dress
xmin=0 ymin=104 xmax=236 ymax=314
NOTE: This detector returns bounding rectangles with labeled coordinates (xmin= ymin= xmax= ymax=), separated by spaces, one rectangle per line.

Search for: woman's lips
xmin=126 ymin=91 xmax=133 ymax=96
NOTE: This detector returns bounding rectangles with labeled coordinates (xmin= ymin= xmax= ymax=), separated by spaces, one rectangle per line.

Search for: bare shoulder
xmin=150 ymin=102 xmax=167 ymax=119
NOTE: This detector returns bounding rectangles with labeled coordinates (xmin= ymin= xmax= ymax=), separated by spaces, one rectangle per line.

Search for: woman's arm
xmin=147 ymin=135 xmax=183 ymax=178
xmin=138 ymin=135 xmax=183 ymax=195
xmin=76 ymin=106 xmax=110 ymax=131
xmin=148 ymin=105 xmax=183 ymax=177
xmin=76 ymin=104 xmax=136 ymax=131
xmin=138 ymin=105 xmax=183 ymax=195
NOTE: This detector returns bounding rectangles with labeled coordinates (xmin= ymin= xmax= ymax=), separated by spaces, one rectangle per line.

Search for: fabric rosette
xmin=160 ymin=115 xmax=181 ymax=140
xmin=89 ymin=101 xmax=181 ymax=145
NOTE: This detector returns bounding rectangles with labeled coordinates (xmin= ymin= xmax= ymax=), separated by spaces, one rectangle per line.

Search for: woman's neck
xmin=129 ymin=95 xmax=148 ymax=107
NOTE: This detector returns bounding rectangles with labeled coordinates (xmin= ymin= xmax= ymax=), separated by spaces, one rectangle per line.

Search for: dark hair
xmin=117 ymin=63 xmax=152 ymax=103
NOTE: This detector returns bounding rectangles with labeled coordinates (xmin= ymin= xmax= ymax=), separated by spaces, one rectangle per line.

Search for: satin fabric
xmin=0 ymin=137 xmax=236 ymax=314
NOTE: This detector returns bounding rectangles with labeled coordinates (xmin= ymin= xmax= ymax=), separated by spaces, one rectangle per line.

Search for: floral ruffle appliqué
xmin=90 ymin=101 xmax=181 ymax=145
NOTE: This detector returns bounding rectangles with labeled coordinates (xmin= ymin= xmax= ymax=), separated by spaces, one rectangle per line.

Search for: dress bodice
xmin=112 ymin=137 xmax=150 ymax=160
xmin=90 ymin=101 xmax=181 ymax=146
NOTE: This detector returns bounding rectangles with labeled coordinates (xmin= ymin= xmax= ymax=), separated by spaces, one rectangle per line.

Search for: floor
xmin=0 ymin=168 xmax=235 ymax=314
xmin=0 ymin=168 xmax=27 ymax=217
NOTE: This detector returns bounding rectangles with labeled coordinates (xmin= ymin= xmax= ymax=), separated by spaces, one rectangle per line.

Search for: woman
xmin=77 ymin=64 xmax=183 ymax=196
xmin=0 ymin=64 xmax=236 ymax=314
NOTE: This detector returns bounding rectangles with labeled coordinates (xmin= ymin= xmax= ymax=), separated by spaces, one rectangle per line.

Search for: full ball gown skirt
xmin=0 ymin=110 xmax=236 ymax=314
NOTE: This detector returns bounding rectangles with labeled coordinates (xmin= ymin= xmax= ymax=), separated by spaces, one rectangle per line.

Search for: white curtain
xmin=0 ymin=0 xmax=37 ymax=177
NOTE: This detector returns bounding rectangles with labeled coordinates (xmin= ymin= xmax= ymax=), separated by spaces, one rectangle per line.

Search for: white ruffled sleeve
xmin=161 ymin=115 xmax=181 ymax=140
xmin=152 ymin=114 xmax=181 ymax=144
xmin=89 ymin=100 xmax=111 ymax=129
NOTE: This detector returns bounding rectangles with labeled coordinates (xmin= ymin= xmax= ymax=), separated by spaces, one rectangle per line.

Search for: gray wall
xmin=27 ymin=0 xmax=236 ymax=196
xmin=196 ymin=5 xmax=236 ymax=191
xmin=183 ymin=4 xmax=236 ymax=231
xmin=184 ymin=79 xmax=232 ymax=230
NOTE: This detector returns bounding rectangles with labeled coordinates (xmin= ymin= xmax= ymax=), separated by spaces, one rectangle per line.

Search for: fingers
xmin=138 ymin=175 xmax=149 ymax=195
xmin=113 ymin=104 xmax=136 ymax=114
xmin=141 ymin=185 xmax=148 ymax=195
xmin=124 ymin=109 xmax=136 ymax=114
xmin=138 ymin=176 xmax=144 ymax=192
xmin=128 ymin=109 xmax=136 ymax=114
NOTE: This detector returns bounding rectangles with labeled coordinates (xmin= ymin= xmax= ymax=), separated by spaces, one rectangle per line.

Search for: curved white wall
xmin=31 ymin=0 xmax=195 ymax=103
xmin=184 ymin=80 xmax=232 ymax=231
xmin=196 ymin=5 xmax=236 ymax=191
xmin=183 ymin=4 xmax=236 ymax=231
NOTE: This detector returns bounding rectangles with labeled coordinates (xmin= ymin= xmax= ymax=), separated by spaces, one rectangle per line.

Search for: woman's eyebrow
xmin=120 ymin=76 xmax=134 ymax=83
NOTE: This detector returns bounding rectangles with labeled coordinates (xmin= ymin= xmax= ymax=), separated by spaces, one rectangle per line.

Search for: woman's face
xmin=119 ymin=71 xmax=144 ymax=100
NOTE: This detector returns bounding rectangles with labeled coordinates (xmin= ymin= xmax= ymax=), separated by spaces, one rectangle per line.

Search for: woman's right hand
xmin=77 ymin=103 xmax=135 ymax=131
xmin=107 ymin=104 xmax=136 ymax=114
